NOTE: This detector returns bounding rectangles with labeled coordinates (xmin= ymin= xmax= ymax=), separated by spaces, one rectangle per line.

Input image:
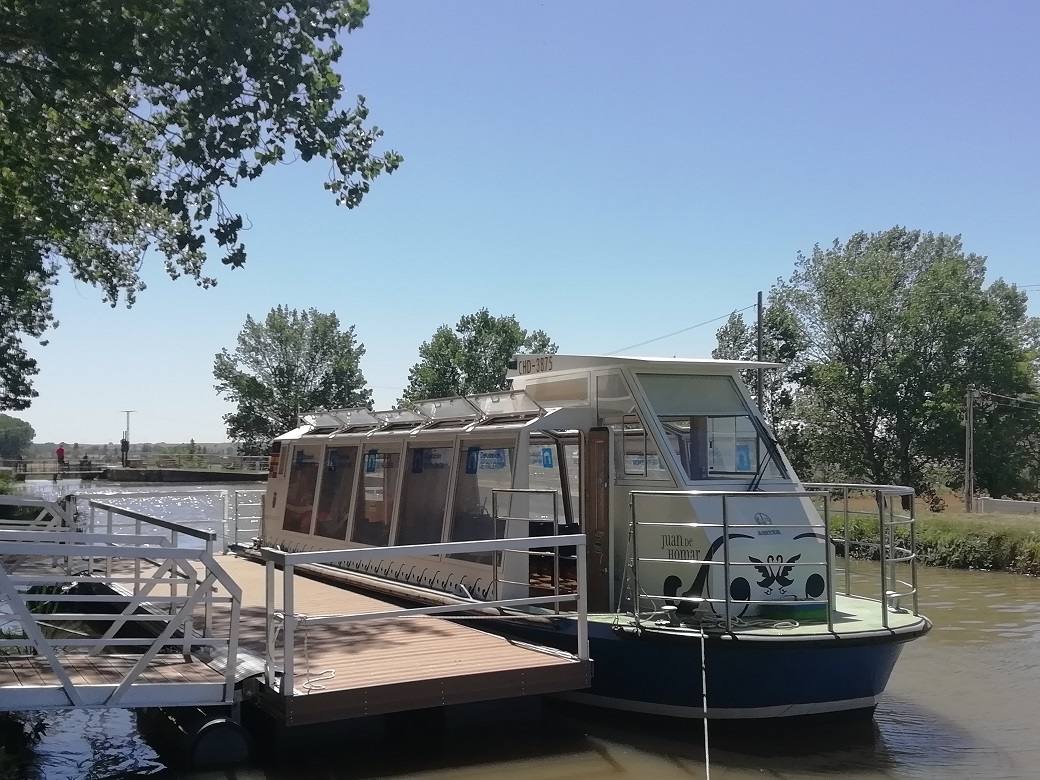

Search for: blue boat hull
xmin=501 ymin=620 xmax=915 ymax=719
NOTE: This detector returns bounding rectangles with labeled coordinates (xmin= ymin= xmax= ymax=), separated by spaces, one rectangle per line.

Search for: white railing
xmin=260 ymin=534 xmax=589 ymax=697
xmin=229 ymin=489 xmax=265 ymax=548
xmin=0 ymin=527 xmax=241 ymax=709
xmin=0 ymin=494 xmax=74 ymax=531
xmin=628 ymin=483 xmax=919 ymax=633
xmin=82 ymin=494 xmax=228 ymax=552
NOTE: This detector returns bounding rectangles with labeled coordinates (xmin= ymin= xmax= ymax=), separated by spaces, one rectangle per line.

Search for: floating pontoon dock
xmin=0 ymin=495 xmax=592 ymax=764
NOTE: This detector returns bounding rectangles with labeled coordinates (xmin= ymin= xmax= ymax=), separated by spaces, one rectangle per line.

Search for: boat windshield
xmin=636 ymin=373 xmax=787 ymax=482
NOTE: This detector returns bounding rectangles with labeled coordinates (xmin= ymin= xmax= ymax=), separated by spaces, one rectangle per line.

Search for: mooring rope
xmin=700 ymin=628 xmax=711 ymax=779
xmin=301 ymin=622 xmax=336 ymax=692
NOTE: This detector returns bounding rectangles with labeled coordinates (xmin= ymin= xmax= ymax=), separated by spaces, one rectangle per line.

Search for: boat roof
xmin=507 ymin=353 xmax=783 ymax=377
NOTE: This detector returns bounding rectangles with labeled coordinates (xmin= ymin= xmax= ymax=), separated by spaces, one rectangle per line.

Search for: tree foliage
xmin=0 ymin=414 xmax=34 ymax=459
xmin=720 ymin=228 xmax=1040 ymax=500
xmin=0 ymin=0 xmax=401 ymax=409
xmin=214 ymin=306 xmax=371 ymax=453
xmin=400 ymin=309 xmax=557 ymax=404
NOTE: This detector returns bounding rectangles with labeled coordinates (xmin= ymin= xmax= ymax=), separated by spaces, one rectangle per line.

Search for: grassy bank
xmin=841 ymin=508 xmax=1040 ymax=576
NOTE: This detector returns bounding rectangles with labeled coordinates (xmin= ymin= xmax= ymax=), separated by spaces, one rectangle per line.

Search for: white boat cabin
xmin=261 ymin=355 xmax=829 ymax=616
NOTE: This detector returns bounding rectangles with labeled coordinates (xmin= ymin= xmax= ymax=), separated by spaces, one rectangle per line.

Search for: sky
xmin=19 ymin=1 xmax=1040 ymax=444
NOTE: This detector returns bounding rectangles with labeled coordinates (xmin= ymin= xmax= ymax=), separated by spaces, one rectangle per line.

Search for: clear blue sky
xmin=22 ymin=0 xmax=1040 ymax=444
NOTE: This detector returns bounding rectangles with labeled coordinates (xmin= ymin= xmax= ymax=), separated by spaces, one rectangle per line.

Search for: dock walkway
xmin=0 ymin=494 xmax=592 ymax=730
xmin=215 ymin=555 xmax=590 ymax=725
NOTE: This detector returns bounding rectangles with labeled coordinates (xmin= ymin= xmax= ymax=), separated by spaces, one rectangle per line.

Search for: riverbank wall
xmin=842 ymin=513 xmax=1040 ymax=576
xmin=99 ymin=467 xmax=266 ymax=483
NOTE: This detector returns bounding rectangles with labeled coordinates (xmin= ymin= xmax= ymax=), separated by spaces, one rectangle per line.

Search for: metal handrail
xmin=627 ymin=482 xmax=919 ymax=634
xmin=260 ymin=533 xmax=588 ymax=697
xmin=0 ymin=533 xmax=241 ymax=709
xmin=87 ymin=501 xmax=217 ymax=541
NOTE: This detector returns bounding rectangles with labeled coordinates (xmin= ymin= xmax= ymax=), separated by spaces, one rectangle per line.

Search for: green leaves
xmin=399 ymin=309 xmax=558 ymax=405
xmin=1 ymin=1 xmax=401 ymax=409
xmin=725 ymin=227 xmax=1040 ymax=499
xmin=213 ymin=305 xmax=372 ymax=453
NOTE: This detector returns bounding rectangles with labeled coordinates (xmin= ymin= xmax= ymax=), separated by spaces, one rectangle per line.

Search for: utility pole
xmin=964 ymin=387 xmax=974 ymax=513
xmin=121 ymin=410 xmax=135 ymax=468
xmin=756 ymin=290 xmax=764 ymax=414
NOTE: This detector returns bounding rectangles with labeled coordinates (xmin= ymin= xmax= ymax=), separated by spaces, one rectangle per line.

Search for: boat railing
xmin=229 ymin=489 xmax=265 ymax=549
xmin=628 ymin=483 xmax=919 ymax=633
xmin=491 ymin=488 xmax=562 ymax=611
xmin=260 ymin=533 xmax=589 ymax=698
xmin=803 ymin=482 xmax=918 ymax=627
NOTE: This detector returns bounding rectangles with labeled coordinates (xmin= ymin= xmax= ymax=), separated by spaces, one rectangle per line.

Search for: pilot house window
xmin=637 ymin=374 xmax=786 ymax=481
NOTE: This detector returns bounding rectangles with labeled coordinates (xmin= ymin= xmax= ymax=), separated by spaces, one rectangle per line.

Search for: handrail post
xmin=629 ymin=494 xmax=641 ymax=630
xmin=722 ymin=495 xmax=732 ymax=633
xmin=876 ymin=490 xmax=889 ymax=629
xmin=265 ymin=559 xmax=276 ymax=687
xmin=204 ymin=537 xmax=214 ymax=636
xmin=491 ymin=492 xmax=500 ymax=602
xmin=552 ymin=491 xmax=560 ymax=616
xmin=909 ymin=493 xmax=919 ymax=616
xmin=105 ymin=510 xmax=113 ymax=578
xmin=823 ymin=495 xmax=833 ymax=633
xmin=88 ymin=504 xmax=96 ymax=574
xmin=888 ymin=498 xmax=897 ymax=596
xmin=232 ymin=491 xmax=239 ymax=550
xmin=134 ymin=518 xmax=141 ymax=597
xmin=843 ymin=486 xmax=851 ymax=597
xmin=170 ymin=530 xmax=179 ymax=616
xmin=576 ymin=539 xmax=589 ymax=661
xmin=282 ymin=562 xmax=295 ymax=696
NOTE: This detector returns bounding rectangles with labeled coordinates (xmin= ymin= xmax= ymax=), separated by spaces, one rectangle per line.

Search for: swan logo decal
xmin=748 ymin=553 xmax=800 ymax=593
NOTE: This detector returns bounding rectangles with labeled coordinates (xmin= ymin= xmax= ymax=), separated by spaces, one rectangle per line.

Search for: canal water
xmin=10 ymin=481 xmax=1040 ymax=779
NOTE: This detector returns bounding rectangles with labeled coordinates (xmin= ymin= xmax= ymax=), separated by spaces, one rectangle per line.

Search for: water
xmin=10 ymin=482 xmax=1040 ymax=779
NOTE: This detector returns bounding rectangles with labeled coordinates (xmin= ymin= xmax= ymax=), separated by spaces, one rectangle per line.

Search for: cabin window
xmin=350 ymin=448 xmax=400 ymax=546
xmin=314 ymin=446 xmax=358 ymax=539
xmin=283 ymin=445 xmax=322 ymax=533
xmin=596 ymin=373 xmax=669 ymax=480
xmin=396 ymin=446 xmax=453 ymax=546
xmin=528 ymin=442 xmax=562 ymax=520
xmin=564 ymin=442 xmax=581 ymax=526
xmin=637 ymin=374 xmax=787 ymax=481
xmin=448 ymin=442 xmax=515 ymax=562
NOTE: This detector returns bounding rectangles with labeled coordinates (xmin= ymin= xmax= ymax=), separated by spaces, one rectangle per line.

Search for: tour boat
xmin=258 ymin=355 xmax=931 ymax=719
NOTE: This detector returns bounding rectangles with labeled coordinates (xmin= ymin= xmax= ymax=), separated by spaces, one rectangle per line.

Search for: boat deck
xmin=599 ymin=593 xmax=928 ymax=640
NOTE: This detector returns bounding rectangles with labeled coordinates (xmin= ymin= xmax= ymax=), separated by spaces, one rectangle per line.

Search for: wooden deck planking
xmin=203 ymin=555 xmax=590 ymax=724
xmin=0 ymin=550 xmax=590 ymax=719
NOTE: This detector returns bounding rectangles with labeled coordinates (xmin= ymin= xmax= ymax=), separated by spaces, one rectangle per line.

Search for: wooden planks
xmin=211 ymin=555 xmax=591 ymax=725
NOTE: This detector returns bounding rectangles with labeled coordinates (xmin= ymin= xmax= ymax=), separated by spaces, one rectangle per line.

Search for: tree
xmin=0 ymin=414 xmax=34 ymax=459
xmin=400 ymin=309 xmax=557 ymax=404
xmin=771 ymin=227 xmax=1040 ymax=500
xmin=214 ymin=305 xmax=371 ymax=453
xmin=1 ymin=1 xmax=402 ymax=410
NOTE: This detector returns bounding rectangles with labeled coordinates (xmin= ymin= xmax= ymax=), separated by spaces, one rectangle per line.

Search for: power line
xmin=609 ymin=304 xmax=756 ymax=355
xmin=975 ymin=389 xmax=1040 ymax=408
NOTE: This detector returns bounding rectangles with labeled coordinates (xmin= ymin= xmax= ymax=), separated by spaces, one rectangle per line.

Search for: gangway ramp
xmin=213 ymin=552 xmax=591 ymax=726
